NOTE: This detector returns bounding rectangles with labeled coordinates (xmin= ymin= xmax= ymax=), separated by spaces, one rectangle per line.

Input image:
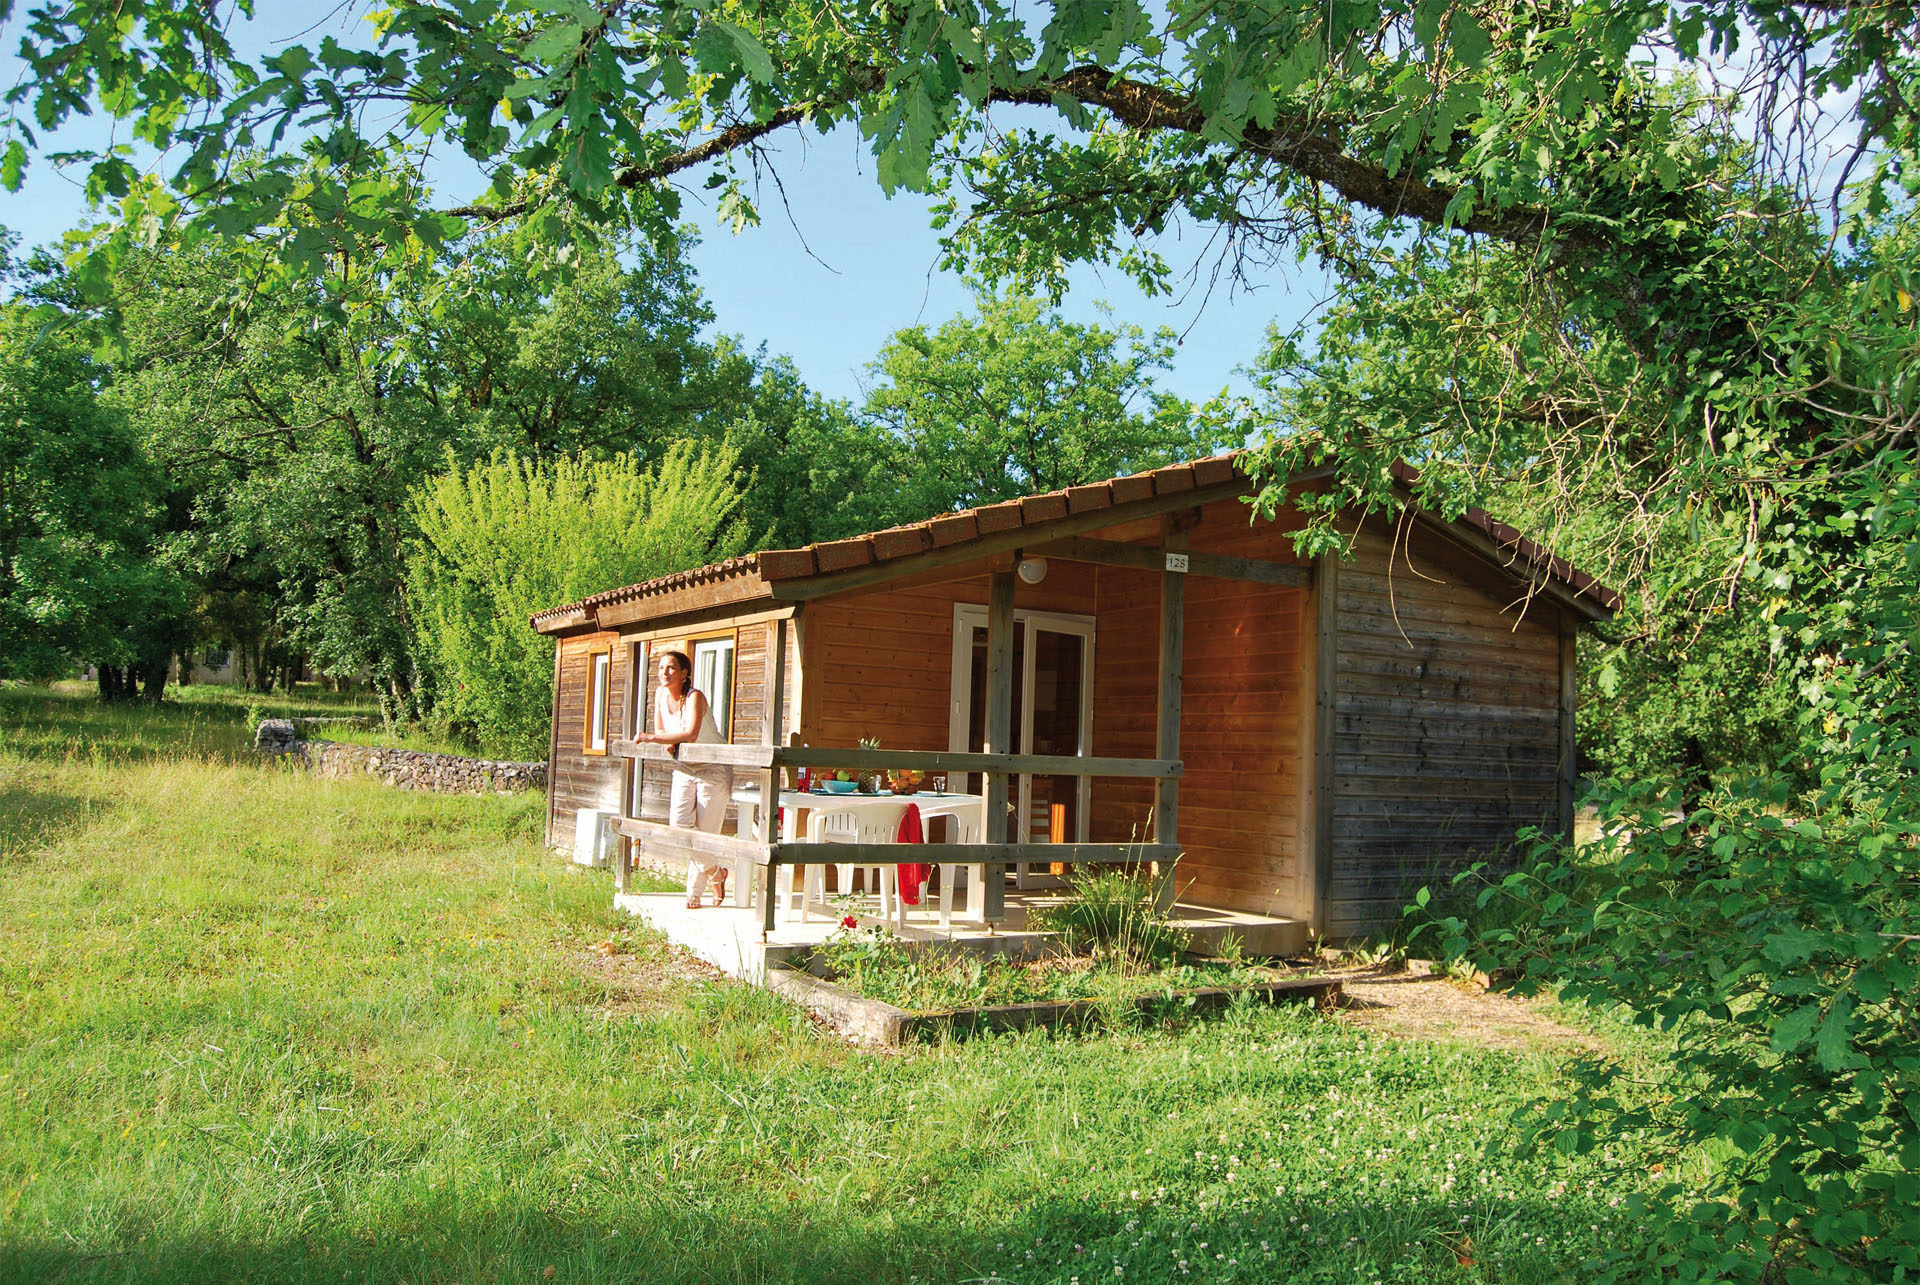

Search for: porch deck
xmin=614 ymin=888 xmax=1309 ymax=982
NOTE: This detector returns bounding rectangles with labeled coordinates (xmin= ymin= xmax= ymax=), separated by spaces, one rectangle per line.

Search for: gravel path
xmin=1328 ymin=963 xmax=1603 ymax=1054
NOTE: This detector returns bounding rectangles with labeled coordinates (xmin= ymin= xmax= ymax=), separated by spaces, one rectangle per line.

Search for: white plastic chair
xmin=800 ymin=800 xmax=908 ymax=922
xmin=891 ymin=812 xmax=987 ymax=930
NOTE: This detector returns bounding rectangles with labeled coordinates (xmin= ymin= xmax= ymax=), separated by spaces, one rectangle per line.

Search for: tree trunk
xmin=136 ymin=648 xmax=171 ymax=702
xmin=96 ymin=665 xmax=134 ymax=702
xmin=139 ymin=661 xmax=169 ymax=702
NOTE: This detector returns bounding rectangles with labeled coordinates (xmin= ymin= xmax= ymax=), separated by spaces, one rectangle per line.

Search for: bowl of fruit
xmin=820 ymin=772 xmax=858 ymax=794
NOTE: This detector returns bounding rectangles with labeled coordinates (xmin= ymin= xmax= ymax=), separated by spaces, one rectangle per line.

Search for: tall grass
xmin=0 ymin=684 xmax=1678 ymax=1283
xmin=1028 ymin=867 xmax=1191 ymax=964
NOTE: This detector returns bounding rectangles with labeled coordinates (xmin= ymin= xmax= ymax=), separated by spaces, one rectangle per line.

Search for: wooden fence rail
xmin=613 ymin=740 xmax=1182 ymax=779
xmin=767 ymin=842 xmax=1177 ymax=867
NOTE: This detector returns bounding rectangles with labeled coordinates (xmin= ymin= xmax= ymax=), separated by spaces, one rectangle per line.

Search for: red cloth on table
xmin=894 ymin=802 xmax=929 ymax=906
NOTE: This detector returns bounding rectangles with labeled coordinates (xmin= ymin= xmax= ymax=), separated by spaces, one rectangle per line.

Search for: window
xmin=584 ymin=649 xmax=611 ymax=754
xmin=692 ymin=636 xmax=736 ymax=740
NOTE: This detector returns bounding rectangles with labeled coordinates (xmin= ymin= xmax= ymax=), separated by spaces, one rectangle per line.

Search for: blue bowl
xmin=819 ymin=779 xmax=858 ymax=794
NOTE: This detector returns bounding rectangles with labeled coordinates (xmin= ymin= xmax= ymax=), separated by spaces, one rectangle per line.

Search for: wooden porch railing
xmin=610 ymin=739 xmax=1181 ymax=932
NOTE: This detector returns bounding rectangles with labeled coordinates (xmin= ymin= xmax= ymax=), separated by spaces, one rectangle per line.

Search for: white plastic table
xmin=729 ymin=788 xmax=989 ymax=923
xmin=730 ymin=787 xmax=985 ymax=842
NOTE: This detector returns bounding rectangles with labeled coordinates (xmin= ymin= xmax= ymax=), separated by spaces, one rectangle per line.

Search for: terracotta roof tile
xmin=871 ymin=525 xmax=934 ymax=560
xmin=527 ymin=554 xmax=763 ymax=629
xmin=1191 ymin=456 xmax=1242 ymax=487
xmin=1152 ymin=465 xmax=1196 ymax=494
xmin=755 ymin=549 xmax=816 ymax=580
xmin=973 ymin=501 xmax=1025 ymax=535
xmin=812 ymin=537 xmax=875 ymax=573
xmin=927 ymin=512 xmax=979 ymax=547
xmin=1066 ymin=481 xmax=1114 ymax=514
xmin=1019 ymin=491 xmax=1070 ymax=523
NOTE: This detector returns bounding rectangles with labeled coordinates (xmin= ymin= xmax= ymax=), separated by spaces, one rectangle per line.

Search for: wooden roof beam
xmin=1400 ymin=507 xmax=1615 ymax=624
xmin=1030 ymin=535 xmax=1312 ymax=588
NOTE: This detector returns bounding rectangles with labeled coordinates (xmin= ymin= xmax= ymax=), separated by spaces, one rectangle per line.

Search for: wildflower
xmin=841 ymin=915 xmax=857 ymax=929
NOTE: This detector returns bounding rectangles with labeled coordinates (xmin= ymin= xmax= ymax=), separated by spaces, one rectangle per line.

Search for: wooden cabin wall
xmin=1323 ymin=524 xmax=1565 ymax=937
xmin=799 ymin=561 xmax=1099 ymax=756
xmin=546 ymin=630 xmax=626 ymax=850
xmin=1086 ymin=501 xmax=1310 ymax=919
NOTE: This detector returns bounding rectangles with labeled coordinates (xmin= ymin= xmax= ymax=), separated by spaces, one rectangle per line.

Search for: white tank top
xmin=691 ymin=694 xmax=724 ymax=744
xmin=657 ymin=688 xmax=724 ymax=744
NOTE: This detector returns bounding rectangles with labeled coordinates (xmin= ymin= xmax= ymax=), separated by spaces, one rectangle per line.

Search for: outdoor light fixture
xmin=1017 ymin=557 xmax=1049 ymax=584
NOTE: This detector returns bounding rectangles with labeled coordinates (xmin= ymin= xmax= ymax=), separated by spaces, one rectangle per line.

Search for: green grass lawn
xmin=1 ymin=683 xmax=1672 ymax=1283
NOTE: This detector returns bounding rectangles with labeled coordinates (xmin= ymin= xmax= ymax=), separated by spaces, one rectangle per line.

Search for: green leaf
xmin=1771 ymin=1002 xmax=1820 ymax=1055
xmin=1815 ymin=996 xmax=1854 ymax=1071
xmin=525 ymin=20 xmax=587 ymax=66
xmin=1 ymin=139 xmax=25 ymax=191
xmin=1441 ymin=185 xmax=1476 ymax=228
xmin=1448 ymin=13 xmax=1493 ymax=67
xmin=1762 ymin=926 xmax=1821 ymax=966
xmin=711 ymin=20 xmax=776 ymax=85
xmin=1411 ymin=0 xmax=1447 ymax=51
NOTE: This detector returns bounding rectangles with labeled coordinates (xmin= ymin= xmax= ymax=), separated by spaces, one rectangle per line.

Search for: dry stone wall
xmin=254 ymin=719 xmax=546 ymax=794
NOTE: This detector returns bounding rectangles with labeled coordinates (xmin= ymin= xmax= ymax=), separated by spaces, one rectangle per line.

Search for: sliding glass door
xmin=948 ymin=606 xmax=1095 ymax=887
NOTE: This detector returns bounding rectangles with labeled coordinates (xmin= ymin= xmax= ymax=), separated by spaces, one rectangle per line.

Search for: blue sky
xmin=0 ymin=9 xmax=1330 ymax=408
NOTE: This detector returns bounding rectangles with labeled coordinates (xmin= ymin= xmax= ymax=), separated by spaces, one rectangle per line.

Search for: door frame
xmin=947 ymin=604 xmax=1096 ymax=876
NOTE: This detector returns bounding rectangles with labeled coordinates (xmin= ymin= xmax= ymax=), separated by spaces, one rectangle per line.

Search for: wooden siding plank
xmin=545 ymin=636 xmax=563 ymax=848
xmin=1032 ymin=536 xmax=1311 ymax=587
xmin=1558 ymin=611 xmax=1578 ymax=846
xmin=1312 ymin=551 xmax=1338 ymax=935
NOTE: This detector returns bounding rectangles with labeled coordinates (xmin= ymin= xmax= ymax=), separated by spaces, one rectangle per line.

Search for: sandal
xmin=685 ymin=894 xmax=702 ymax=910
xmin=711 ymin=869 xmax=729 ymax=906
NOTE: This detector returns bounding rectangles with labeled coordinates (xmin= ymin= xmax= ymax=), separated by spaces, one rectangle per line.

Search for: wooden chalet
xmin=530 ymin=452 xmax=1617 ymax=942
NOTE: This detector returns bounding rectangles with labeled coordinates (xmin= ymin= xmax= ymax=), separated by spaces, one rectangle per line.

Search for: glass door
xmin=949 ymin=606 xmax=1095 ymax=888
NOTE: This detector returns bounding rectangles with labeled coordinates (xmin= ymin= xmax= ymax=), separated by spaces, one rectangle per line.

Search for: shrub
xmin=1029 ymin=867 xmax=1190 ymax=966
xmin=1418 ymin=779 xmax=1920 ymax=1283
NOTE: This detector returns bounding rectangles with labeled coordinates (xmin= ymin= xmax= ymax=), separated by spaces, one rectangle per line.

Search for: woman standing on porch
xmin=639 ymin=650 xmax=733 ymax=908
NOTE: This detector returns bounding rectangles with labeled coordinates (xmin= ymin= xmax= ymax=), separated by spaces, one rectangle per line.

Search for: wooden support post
xmin=1153 ymin=525 xmax=1188 ymax=914
xmin=1558 ymin=611 xmax=1578 ymax=847
xmin=619 ymin=640 xmax=651 ymax=896
xmin=1311 ymin=552 xmax=1339 ymax=937
xmin=982 ymin=569 xmax=1017 ymax=924
xmin=761 ymin=618 xmax=788 ymax=935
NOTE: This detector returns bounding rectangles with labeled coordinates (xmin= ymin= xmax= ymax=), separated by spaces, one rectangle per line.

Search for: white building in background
xmin=172 ymin=646 xmax=237 ymax=685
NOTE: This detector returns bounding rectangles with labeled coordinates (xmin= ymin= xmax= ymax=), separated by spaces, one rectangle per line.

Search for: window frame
xmin=688 ymin=630 xmax=738 ymax=744
xmin=582 ymin=647 xmax=612 ymax=755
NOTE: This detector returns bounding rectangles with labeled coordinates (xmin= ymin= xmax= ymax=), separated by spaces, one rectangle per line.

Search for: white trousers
xmin=672 ymin=765 xmax=733 ymax=898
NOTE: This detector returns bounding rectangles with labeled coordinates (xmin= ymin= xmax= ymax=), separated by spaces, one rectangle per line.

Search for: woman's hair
xmin=658 ymin=649 xmax=693 ymax=675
